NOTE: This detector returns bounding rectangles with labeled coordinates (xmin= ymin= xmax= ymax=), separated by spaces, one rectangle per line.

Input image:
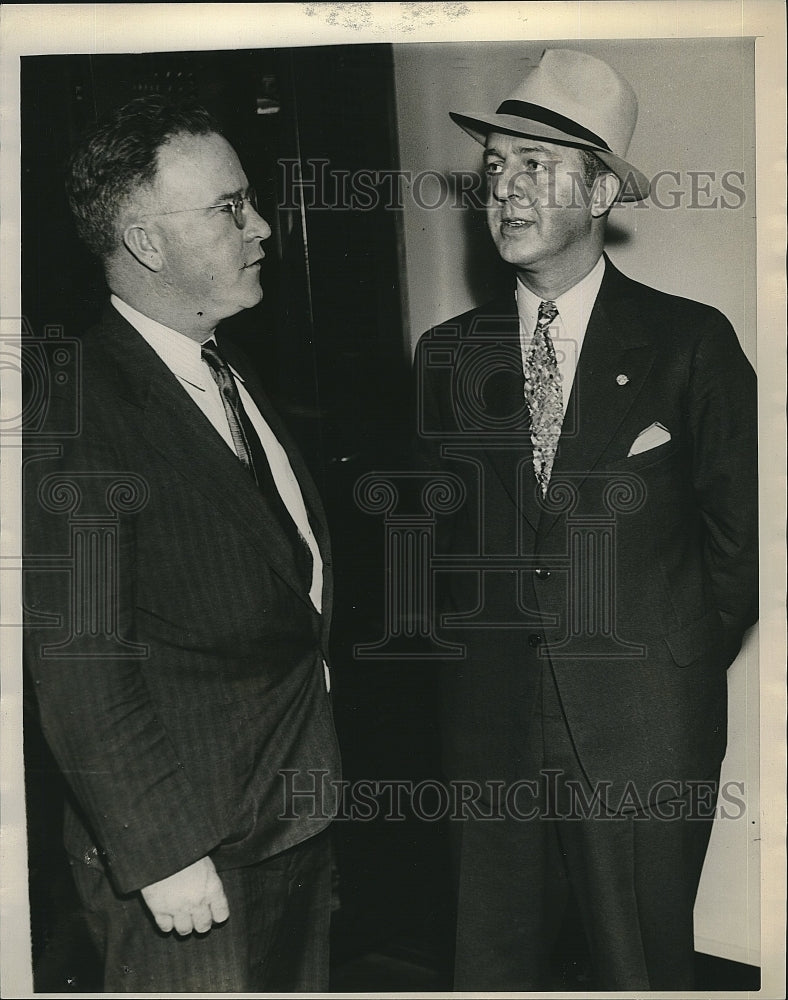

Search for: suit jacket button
xmin=528 ymin=633 xmax=543 ymax=648
xmin=535 ymin=568 xmax=551 ymax=580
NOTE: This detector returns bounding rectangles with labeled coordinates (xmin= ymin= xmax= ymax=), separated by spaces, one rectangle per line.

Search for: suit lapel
xmin=468 ymin=297 xmax=542 ymax=534
xmin=95 ymin=310 xmax=318 ymax=609
xmin=537 ymin=259 xmax=657 ymax=542
xmin=218 ymin=337 xmax=331 ymax=568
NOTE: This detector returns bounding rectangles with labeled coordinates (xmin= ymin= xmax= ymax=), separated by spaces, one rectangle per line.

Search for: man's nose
xmin=491 ymin=166 xmax=520 ymax=203
xmin=491 ymin=170 xmax=537 ymax=209
xmin=491 ymin=179 xmax=508 ymax=203
xmin=245 ymin=205 xmax=272 ymax=241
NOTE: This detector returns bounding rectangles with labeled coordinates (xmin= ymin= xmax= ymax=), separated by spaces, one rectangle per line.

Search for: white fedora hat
xmin=450 ymin=48 xmax=650 ymax=201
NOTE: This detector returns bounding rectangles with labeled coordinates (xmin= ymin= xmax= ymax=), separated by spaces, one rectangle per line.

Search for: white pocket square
xmin=628 ymin=422 xmax=671 ymax=457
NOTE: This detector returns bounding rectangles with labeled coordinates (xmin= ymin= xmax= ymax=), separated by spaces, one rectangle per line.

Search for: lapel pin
xmin=616 ymin=374 xmax=629 ymax=386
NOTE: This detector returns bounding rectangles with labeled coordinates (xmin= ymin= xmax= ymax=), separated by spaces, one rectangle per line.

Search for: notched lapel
xmin=144 ymin=378 xmax=316 ymax=608
xmin=97 ymin=313 xmax=316 ymax=608
xmin=466 ymin=301 xmax=542 ymax=534
xmin=539 ymin=269 xmax=657 ymax=540
xmin=218 ymin=338 xmax=331 ymax=567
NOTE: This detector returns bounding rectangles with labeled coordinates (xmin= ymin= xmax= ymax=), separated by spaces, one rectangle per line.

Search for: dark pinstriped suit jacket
xmin=24 ymin=306 xmax=341 ymax=895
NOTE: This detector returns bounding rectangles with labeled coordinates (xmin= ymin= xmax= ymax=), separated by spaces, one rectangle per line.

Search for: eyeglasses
xmin=140 ymin=188 xmax=259 ymax=230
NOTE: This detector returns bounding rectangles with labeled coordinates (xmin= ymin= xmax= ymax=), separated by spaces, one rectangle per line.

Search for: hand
xmin=140 ymin=856 xmax=229 ymax=935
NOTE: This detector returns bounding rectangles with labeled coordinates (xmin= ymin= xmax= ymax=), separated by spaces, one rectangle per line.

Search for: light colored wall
xmin=392 ymin=37 xmax=759 ymax=966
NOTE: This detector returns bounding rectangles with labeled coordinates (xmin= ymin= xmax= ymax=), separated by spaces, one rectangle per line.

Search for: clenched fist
xmin=141 ymin=856 xmax=229 ymax=935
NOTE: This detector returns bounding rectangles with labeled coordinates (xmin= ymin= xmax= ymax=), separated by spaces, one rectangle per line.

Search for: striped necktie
xmin=201 ymin=341 xmax=312 ymax=584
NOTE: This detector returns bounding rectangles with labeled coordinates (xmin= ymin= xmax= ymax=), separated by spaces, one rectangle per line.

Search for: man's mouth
xmin=500 ymin=218 xmax=533 ymax=230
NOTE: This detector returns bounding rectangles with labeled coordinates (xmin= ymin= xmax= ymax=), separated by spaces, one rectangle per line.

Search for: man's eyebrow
xmin=483 ymin=144 xmax=555 ymax=160
xmin=212 ymin=185 xmax=250 ymax=203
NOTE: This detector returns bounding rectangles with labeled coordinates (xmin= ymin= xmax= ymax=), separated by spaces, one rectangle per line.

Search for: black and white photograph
xmin=1 ymin=3 xmax=785 ymax=996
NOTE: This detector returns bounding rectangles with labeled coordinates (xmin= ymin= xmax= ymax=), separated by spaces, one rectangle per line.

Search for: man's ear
xmin=123 ymin=224 xmax=163 ymax=272
xmin=590 ymin=172 xmax=621 ymax=218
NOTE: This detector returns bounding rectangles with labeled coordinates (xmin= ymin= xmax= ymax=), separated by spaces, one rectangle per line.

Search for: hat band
xmin=495 ymin=100 xmax=611 ymax=152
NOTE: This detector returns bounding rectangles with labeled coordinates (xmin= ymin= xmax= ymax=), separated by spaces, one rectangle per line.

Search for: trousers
xmin=452 ymin=662 xmax=719 ymax=990
xmin=70 ymin=828 xmax=332 ymax=992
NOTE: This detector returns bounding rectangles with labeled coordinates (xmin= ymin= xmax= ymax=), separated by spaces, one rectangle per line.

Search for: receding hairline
xmin=65 ymin=99 xmax=225 ymax=258
xmin=141 ymin=130 xmax=248 ymax=209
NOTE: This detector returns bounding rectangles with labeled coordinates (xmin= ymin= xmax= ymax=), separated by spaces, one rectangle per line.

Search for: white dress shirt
xmin=515 ymin=254 xmax=606 ymax=415
xmin=110 ymin=295 xmax=329 ymax=688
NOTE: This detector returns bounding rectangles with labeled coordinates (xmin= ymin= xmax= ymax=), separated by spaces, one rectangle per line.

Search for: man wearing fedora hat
xmin=415 ymin=48 xmax=757 ymax=990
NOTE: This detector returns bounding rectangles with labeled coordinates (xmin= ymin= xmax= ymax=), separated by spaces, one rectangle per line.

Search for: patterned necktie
xmin=523 ymin=300 xmax=563 ymax=496
xmin=201 ymin=341 xmax=312 ymax=582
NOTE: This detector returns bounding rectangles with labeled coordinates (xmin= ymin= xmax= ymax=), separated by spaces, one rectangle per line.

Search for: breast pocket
xmin=604 ymin=439 xmax=680 ymax=473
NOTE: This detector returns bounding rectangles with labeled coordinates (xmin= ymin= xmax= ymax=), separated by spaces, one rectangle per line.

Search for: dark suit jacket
xmin=23 ymin=306 xmax=341 ymax=894
xmin=415 ymin=257 xmax=758 ymax=806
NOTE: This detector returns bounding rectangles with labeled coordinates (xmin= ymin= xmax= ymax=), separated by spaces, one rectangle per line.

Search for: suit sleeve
xmin=24 ymin=403 xmax=223 ymax=894
xmin=687 ymin=309 xmax=758 ymax=660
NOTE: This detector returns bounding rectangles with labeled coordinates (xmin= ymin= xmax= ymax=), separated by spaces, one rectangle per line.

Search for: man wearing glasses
xmin=23 ymin=96 xmax=341 ymax=991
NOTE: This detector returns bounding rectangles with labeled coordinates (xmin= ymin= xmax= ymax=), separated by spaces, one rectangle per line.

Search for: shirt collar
xmin=516 ymin=254 xmax=606 ymax=342
xmin=110 ymin=295 xmax=245 ymax=387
